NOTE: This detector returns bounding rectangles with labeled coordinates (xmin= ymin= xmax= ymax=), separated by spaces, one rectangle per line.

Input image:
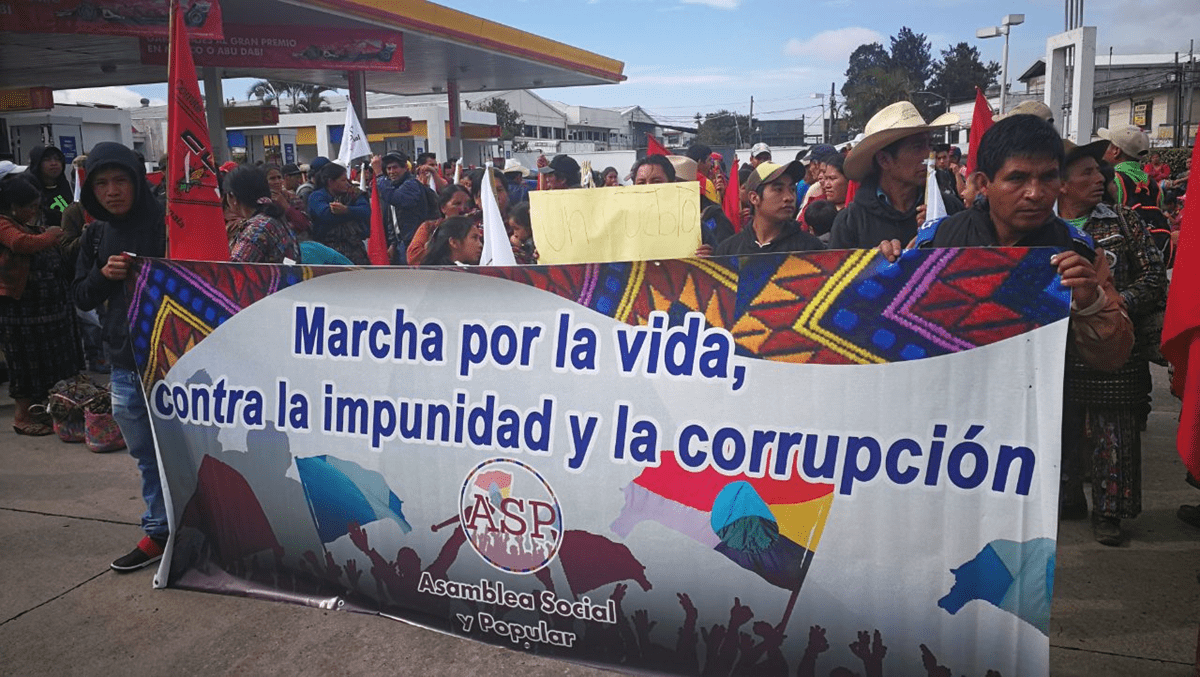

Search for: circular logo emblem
xmin=459 ymin=458 xmax=563 ymax=574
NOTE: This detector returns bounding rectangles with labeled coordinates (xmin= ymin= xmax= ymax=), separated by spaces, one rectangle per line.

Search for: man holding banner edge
xmin=879 ymin=114 xmax=1132 ymax=374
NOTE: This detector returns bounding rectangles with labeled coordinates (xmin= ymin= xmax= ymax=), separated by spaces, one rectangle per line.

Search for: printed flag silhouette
xmin=611 ymin=451 xmax=833 ymax=590
xmin=296 ymin=455 xmax=411 ymax=544
xmin=180 ymin=455 xmax=282 ymax=565
xmin=165 ymin=0 xmax=228 ymax=262
xmin=939 ymin=537 xmax=1055 ymax=635
xmin=549 ymin=531 xmax=652 ymax=596
xmin=1161 ymin=128 xmax=1200 ymax=479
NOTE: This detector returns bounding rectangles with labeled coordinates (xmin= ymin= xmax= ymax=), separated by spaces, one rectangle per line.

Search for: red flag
xmin=1160 ymin=131 xmax=1200 ymax=479
xmin=723 ymin=156 xmax=741 ymax=231
xmin=845 ymin=180 xmax=858 ymax=206
xmin=165 ymin=0 xmax=228 ymax=261
xmin=367 ymin=177 xmax=389 ymax=265
xmin=646 ymin=133 xmax=670 ymax=156
xmin=966 ymin=87 xmax=993 ymax=176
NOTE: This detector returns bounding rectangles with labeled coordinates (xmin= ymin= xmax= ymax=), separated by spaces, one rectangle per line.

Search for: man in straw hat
xmin=714 ymin=161 xmax=824 ymax=256
xmin=879 ymin=114 xmax=1131 ymax=367
xmin=1098 ymin=124 xmax=1168 ymax=230
xmin=829 ymin=101 xmax=958 ymax=249
xmin=503 ymin=158 xmax=531 ymax=205
xmin=1056 ymin=136 xmax=1167 ymax=545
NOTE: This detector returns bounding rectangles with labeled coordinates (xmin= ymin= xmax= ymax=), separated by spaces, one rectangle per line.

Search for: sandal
xmin=13 ymin=421 xmax=53 ymax=436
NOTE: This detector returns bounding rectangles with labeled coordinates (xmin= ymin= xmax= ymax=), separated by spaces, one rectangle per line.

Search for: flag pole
xmin=776 ymin=586 xmax=802 ymax=633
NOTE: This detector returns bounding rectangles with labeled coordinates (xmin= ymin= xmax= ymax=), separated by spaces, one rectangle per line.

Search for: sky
xmin=56 ymin=0 xmax=1199 ymax=128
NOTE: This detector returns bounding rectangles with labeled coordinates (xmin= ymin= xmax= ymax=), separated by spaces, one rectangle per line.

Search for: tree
xmin=468 ymin=97 xmax=525 ymax=148
xmin=292 ymin=84 xmax=333 ymax=113
xmin=928 ymin=42 xmax=1000 ymax=104
xmin=245 ymin=80 xmax=332 ymax=113
xmin=889 ymin=28 xmax=934 ymax=94
xmin=840 ymin=27 xmax=941 ymax=129
xmin=697 ymin=110 xmax=750 ymax=147
xmin=246 ymin=79 xmax=291 ymax=107
xmin=844 ymin=43 xmax=892 ymax=90
xmin=842 ymin=66 xmax=915 ymax=130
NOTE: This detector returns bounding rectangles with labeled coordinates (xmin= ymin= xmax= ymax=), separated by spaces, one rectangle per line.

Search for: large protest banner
xmin=133 ymin=249 xmax=1068 ymax=676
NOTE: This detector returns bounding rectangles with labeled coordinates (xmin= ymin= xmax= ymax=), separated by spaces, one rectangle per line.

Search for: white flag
xmin=73 ymin=165 xmax=83 ymax=202
xmin=479 ymin=166 xmax=516 ymax=267
xmin=337 ymin=101 xmax=372 ymax=166
xmin=579 ymin=159 xmax=594 ymax=188
xmin=427 ymin=173 xmax=437 ymax=191
xmin=924 ymin=159 xmax=947 ymax=224
xmin=453 ymin=157 xmax=463 ymax=184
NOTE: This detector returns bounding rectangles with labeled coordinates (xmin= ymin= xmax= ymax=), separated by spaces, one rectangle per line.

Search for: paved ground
xmin=1 ymin=366 xmax=1196 ymax=676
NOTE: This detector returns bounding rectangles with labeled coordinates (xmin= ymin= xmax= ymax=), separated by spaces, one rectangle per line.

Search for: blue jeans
xmin=110 ymin=367 xmax=168 ymax=541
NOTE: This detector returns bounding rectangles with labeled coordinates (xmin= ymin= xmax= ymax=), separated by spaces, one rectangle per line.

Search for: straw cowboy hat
xmin=502 ymin=158 xmax=531 ymax=178
xmin=666 ymin=155 xmax=698 ymax=181
xmin=844 ymin=101 xmax=958 ymax=182
xmin=994 ymin=100 xmax=1054 ymax=122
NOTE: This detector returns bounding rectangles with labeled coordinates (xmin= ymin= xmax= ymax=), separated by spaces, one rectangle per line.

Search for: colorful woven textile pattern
xmin=129 ymin=248 xmax=1069 ymax=386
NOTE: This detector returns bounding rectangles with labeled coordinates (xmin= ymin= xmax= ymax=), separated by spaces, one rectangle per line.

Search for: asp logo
xmin=459 ymin=458 xmax=563 ymax=574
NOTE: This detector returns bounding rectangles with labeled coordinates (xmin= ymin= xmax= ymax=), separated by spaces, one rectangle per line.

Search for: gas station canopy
xmin=0 ymin=0 xmax=626 ymax=94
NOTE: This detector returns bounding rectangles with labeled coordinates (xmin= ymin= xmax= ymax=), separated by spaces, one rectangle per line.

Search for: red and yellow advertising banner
xmin=165 ymin=0 xmax=228 ymax=261
xmin=0 ymin=87 xmax=54 ymax=113
xmin=140 ymin=24 xmax=403 ymax=71
xmin=0 ymin=0 xmax=223 ymax=39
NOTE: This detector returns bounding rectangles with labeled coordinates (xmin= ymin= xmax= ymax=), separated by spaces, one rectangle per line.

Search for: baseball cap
xmin=309 ymin=156 xmax=331 ymax=174
xmin=744 ymin=161 xmax=804 ymax=193
xmin=750 ymin=143 xmax=772 ymax=158
xmin=281 ymin=163 xmax=302 ymax=176
xmin=537 ymin=154 xmax=581 ymax=177
xmin=1097 ymin=125 xmax=1150 ymax=159
xmin=219 ymin=161 xmax=238 ymax=173
xmin=801 ymin=144 xmax=837 ymax=163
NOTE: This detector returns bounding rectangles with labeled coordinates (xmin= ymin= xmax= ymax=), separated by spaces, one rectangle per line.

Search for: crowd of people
xmin=0 ymin=92 xmax=1192 ymax=575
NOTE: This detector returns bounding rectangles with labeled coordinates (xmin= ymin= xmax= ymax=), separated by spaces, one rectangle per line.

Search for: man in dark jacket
xmin=830 ymin=101 xmax=957 ymax=249
xmin=371 ymin=152 xmax=431 ymax=264
xmin=72 ymin=141 xmax=168 ymax=572
xmin=879 ymin=115 xmax=1133 ymax=375
xmin=714 ymin=161 xmax=824 ymax=256
xmin=23 ymin=145 xmax=74 ymax=227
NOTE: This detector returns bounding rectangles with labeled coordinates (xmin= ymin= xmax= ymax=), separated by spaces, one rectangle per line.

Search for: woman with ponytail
xmin=223 ymin=165 xmax=299 ymax=263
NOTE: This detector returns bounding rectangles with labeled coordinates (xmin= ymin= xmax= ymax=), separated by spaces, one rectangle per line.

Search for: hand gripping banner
xmin=129 ymin=249 xmax=1070 ymax=676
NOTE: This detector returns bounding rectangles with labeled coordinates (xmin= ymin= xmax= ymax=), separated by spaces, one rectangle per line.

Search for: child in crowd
xmin=507 ymin=201 xmax=536 ymax=264
xmin=803 ymin=199 xmax=838 ymax=245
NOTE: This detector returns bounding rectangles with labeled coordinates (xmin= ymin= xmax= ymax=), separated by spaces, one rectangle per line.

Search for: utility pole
xmin=748 ymin=96 xmax=754 ymax=148
xmin=1187 ymin=40 xmax=1196 ymax=148
xmin=829 ymin=82 xmax=836 ymax=144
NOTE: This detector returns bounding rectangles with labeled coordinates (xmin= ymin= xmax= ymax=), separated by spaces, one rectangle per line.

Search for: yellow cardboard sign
xmin=529 ymin=182 xmax=702 ymax=264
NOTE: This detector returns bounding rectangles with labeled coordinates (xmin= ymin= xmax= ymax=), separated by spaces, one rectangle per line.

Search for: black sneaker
xmin=111 ymin=536 xmax=166 ymax=572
